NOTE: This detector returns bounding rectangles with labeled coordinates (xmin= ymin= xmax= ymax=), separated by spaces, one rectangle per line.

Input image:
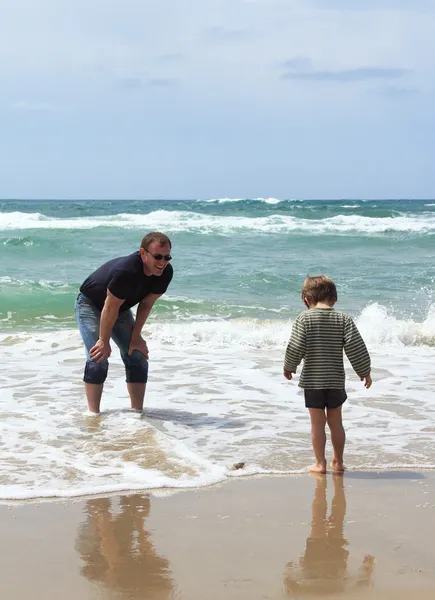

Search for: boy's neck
xmin=310 ymin=301 xmax=335 ymax=309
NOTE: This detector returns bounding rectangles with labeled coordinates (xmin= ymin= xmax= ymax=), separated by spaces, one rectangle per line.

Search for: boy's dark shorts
xmin=304 ymin=389 xmax=347 ymax=409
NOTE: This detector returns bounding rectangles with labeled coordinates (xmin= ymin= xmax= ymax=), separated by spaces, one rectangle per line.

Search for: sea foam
xmin=1 ymin=302 xmax=435 ymax=502
xmin=1 ymin=210 xmax=435 ymax=235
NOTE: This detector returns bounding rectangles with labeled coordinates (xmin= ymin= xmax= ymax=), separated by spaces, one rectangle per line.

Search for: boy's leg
xmin=326 ymin=475 xmax=349 ymax=575
xmin=329 ymin=473 xmax=346 ymax=533
xmin=326 ymin=405 xmax=346 ymax=472
xmin=310 ymin=473 xmax=328 ymax=538
xmin=308 ymin=408 xmax=327 ymax=473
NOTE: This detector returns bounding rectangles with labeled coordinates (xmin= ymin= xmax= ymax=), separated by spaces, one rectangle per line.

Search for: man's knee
xmin=84 ymin=360 xmax=108 ymax=385
xmin=123 ymin=352 xmax=148 ymax=383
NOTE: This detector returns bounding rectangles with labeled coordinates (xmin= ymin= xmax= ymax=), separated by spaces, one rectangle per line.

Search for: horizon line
xmin=1 ymin=197 xmax=434 ymax=202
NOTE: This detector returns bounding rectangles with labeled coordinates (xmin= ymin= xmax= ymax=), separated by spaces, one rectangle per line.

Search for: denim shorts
xmin=74 ymin=293 xmax=148 ymax=384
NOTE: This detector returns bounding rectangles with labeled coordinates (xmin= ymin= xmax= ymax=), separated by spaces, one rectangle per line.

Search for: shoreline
xmin=2 ymin=467 xmax=434 ymax=505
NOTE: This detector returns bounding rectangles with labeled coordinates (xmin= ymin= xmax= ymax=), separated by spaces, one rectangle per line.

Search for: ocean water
xmin=1 ymin=198 xmax=434 ymax=501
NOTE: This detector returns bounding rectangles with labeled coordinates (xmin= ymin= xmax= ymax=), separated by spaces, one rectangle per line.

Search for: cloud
xmin=309 ymin=0 xmax=435 ymax=11
xmin=203 ymin=26 xmax=247 ymax=41
xmin=148 ymin=77 xmax=179 ymax=87
xmin=10 ymin=100 xmax=60 ymax=112
xmin=155 ymin=53 xmax=184 ymax=63
xmin=117 ymin=76 xmax=180 ymax=90
xmin=281 ymin=59 xmax=409 ymax=83
xmin=281 ymin=57 xmax=313 ymax=71
xmin=117 ymin=77 xmax=142 ymax=90
xmin=380 ymin=85 xmax=419 ymax=98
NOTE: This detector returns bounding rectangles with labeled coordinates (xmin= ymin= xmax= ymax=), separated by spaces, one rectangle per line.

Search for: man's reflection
xmin=76 ymin=494 xmax=173 ymax=599
xmin=284 ymin=474 xmax=375 ymax=596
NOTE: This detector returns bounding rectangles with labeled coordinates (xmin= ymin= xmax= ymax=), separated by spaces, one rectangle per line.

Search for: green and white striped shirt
xmin=284 ymin=308 xmax=371 ymax=389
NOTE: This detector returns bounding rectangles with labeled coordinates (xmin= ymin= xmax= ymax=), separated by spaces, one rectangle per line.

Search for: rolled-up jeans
xmin=74 ymin=293 xmax=148 ymax=385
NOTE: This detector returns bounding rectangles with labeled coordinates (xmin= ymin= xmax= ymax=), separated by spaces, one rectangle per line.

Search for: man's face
xmin=140 ymin=241 xmax=172 ymax=276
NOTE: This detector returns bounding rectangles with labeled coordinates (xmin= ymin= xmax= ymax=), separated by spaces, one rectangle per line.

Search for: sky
xmin=0 ymin=0 xmax=434 ymax=200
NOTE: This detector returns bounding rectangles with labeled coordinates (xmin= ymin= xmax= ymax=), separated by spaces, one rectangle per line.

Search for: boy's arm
xmin=284 ymin=316 xmax=306 ymax=378
xmin=343 ymin=316 xmax=371 ymax=380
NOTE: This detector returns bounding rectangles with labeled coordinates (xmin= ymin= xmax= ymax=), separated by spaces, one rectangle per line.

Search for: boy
xmin=283 ymin=275 xmax=372 ymax=473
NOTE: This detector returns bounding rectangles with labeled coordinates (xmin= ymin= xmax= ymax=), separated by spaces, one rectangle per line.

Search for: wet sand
xmin=1 ymin=471 xmax=435 ymax=600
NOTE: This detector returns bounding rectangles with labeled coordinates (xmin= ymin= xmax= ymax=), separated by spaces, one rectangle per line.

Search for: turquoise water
xmin=1 ymin=198 xmax=435 ymax=500
xmin=1 ymin=198 xmax=434 ymax=330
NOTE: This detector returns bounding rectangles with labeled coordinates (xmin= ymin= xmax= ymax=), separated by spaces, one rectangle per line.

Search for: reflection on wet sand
xmin=75 ymin=494 xmax=173 ymax=599
xmin=284 ymin=474 xmax=375 ymax=596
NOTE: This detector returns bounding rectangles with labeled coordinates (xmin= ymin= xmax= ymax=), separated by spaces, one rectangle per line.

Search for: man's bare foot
xmin=330 ymin=460 xmax=345 ymax=472
xmin=309 ymin=463 xmax=327 ymax=474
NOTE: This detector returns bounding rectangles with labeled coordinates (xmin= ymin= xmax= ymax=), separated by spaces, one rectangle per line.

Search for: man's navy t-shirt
xmin=80 ymin=251 xmax=173 ymax=312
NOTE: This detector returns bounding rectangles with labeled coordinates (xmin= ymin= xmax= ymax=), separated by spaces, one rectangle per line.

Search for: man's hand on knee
xmin=128 ymin=336 xmax=149 ymax=358
xmin=90 ymin=339 xmax=112 ymax=363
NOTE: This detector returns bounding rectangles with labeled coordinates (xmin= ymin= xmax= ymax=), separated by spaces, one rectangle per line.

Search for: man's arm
xmin=90 ymin=290 xmax=125 ymax=363
xmin=132 ymin=294 xmax=162 ymax=337
xmin=128 ymin=294 xmax=162 ymax=357
xmin=283 ymin=316 xmax=306 ymax=380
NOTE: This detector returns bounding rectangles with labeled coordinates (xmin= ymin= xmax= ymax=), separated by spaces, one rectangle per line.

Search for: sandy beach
xmin=1 ymin=471 xmax=435 ymax=599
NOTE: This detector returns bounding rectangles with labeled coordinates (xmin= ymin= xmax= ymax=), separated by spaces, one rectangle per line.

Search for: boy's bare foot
xmin=309 ymin=463 xmax=327 ymax=474
xmin=330 ymin=460 xmax=345 ymax=472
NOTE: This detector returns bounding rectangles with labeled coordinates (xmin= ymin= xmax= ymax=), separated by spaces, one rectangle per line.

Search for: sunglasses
xmin=146 ymin=249 xmax=172 ymax=262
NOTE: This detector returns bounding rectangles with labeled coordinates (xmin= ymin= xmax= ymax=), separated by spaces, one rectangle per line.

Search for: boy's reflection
xmin=75 ymin=494 xmax=173 ymax=599
xmin=284 ymin=474 xmax=374 ymax=596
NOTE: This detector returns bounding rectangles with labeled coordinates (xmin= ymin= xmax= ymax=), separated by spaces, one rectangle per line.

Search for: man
xmin=75 ymin=232 xmax=173 ymax=414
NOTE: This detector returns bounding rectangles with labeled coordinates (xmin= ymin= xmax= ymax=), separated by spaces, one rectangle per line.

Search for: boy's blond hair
xmin=302 ymin=275 xmax=337 ymax=305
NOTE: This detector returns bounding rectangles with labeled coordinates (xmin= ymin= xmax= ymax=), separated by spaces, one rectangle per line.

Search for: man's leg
xmin=112 ymin=310 xmax=148 ymax=411
xmin=308 ymin=408 xmax=327 ymax=473
xmin=127 ymin=382 xmax=146 ymax=411
xmin=75 ymin=294 xmax=108 ymax=414
xmin=85 ymin=383 xmax=104 ymax=414
xmin=326 ymin=406 xmax=346 ymax=471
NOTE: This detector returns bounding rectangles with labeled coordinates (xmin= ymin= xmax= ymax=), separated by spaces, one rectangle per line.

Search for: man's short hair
xmin=302 ymin=275 xmax=337 ymax=304
xmin=140 ymin=232 xmax=172 ymax=250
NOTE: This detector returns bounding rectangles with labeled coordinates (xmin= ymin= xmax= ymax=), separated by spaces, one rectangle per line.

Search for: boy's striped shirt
xmin=284 ymin=308 xmax=371 ymax=389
